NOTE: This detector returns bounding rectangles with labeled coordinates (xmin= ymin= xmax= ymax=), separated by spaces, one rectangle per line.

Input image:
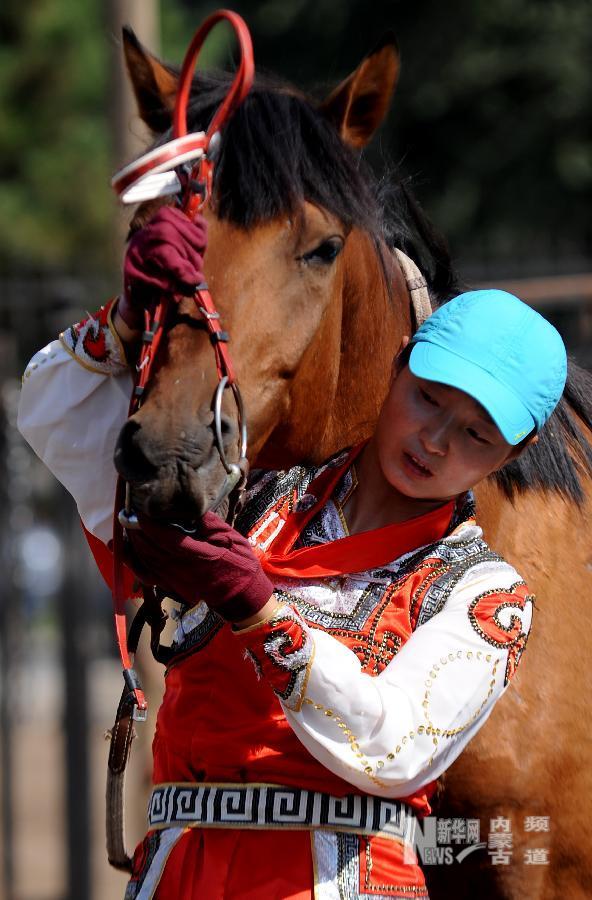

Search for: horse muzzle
xmin=114 ymin=412 xmax=242 ymax=524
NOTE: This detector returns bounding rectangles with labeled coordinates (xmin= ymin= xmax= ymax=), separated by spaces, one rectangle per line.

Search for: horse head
xmin=114 ymin=30 xmax=414 ymax=522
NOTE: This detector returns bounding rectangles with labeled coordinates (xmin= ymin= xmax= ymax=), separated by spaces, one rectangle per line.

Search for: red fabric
xmin=469 ymin=582 xmax=532 ymax=684
xmin=81 ymin=521 xmax=140 ymax=599
xmin=82 ymin=443 xmax=448 ymax=822
xmin=151 ymin=830 xmax=315 ymax=899
xmin=148 ymin=624 xmax=432 ymax=894
xmin=126 ymin=511 xmax=274 ymax=621
xmin=153 ymin=608 xmax=436 ymax=817
xmin=237 ymin=605 xmax=310 ymax=700
xmin=120 ymin=207 xmax=208 ymax=329
xmin=145 ymin=619 xmax=432 ymax=893
xmin=136 ymin=828 xmax=428 ymax=898
xmin=65 ymin=301 xmax=115 ymax=366
xmin=82 ymin=448 xmax=454 ymax=893
xmin=263 ymin=502 xmax=454 ymax=578
xmin=258 ymin=445 xmax=455 ymax=578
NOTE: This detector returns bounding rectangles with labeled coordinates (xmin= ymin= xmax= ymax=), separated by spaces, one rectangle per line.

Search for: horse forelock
xmin=133 ymin=70 xmax=380 ymax=239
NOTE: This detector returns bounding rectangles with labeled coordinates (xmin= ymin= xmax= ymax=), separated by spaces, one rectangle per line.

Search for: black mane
xmin=153 ymin=70 xmax=592 ymax=504
xmin=170 ymin=71 xmax=380 ymax=238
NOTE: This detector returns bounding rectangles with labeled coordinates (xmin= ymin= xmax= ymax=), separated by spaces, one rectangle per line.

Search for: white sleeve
xmin=17 ymin=339 xmax=132 ymax=543
xmin=239 ymin=561 xmax=533 ymax=798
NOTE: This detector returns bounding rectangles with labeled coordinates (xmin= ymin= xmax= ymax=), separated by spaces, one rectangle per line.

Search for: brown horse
xmin=115 ymin=29 xmax=592 ymax=899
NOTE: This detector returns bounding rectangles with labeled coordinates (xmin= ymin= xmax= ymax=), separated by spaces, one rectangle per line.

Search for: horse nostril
xmin=219 ymin=413 xmax=234 ymax=438
xmin=114 ymin=420 xmax=158 ymax=482
xmin=215 ymin=412 xmax=240 ymax=455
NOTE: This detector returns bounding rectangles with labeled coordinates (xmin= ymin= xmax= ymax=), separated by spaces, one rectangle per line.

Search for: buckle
xmin=122 ymin=667 xmax=148 ymax=721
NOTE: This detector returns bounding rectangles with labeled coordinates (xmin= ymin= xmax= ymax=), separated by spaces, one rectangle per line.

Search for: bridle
xmin=110 ymin=10 xmax=254 ymax=719
xmin=104 ymin=13 xmax=432 ymax=870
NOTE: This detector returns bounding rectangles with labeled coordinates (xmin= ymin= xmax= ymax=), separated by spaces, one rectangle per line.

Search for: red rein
xmin=110 ymin=10 xmax=254 ymax=716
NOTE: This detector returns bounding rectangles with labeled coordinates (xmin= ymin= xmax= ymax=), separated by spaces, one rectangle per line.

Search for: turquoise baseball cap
xmin=408 ymin=290 xmax=567 ymax=445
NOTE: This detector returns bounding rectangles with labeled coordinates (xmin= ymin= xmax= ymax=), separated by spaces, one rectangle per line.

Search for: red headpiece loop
xmin=111 ymin=10 xmax=254 ymax=210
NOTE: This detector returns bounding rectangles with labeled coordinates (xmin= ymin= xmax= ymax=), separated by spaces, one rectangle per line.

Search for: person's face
xmin=374 ymin=363 xmax=530 ymax=502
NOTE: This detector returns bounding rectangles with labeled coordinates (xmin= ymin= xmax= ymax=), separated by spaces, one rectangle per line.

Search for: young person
xmin=18 ymin=208 xmax=567 ymax=899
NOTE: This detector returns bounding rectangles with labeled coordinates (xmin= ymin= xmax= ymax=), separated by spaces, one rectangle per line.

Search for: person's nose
xmin=419 ymin=420 xmax=449 ymax=457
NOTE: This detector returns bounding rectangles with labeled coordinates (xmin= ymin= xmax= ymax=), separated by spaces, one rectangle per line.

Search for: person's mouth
xmin=402 ymin=451 xmax=434 ymax=478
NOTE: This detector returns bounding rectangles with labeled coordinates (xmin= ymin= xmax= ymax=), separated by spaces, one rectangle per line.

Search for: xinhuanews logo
xmin=420 ymin=843 xmax=487 ymax=865
xmin=404 ymin=817 xmax=486 ymax=866
xmin=405 ymin=814 xmax=550 ymax=867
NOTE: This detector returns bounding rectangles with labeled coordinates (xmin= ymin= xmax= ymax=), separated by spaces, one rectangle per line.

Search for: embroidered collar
xmin=260 ymin=444 xmax=456 ymax=579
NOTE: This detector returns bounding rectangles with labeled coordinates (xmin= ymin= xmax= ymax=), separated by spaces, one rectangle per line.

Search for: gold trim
xmin=153 ymin=778 xmax=302 ymax=790
xmin=334 ymin=463 xmax=359 ymax=536
xmin=291 ymin=638 xmax=315 ymax=713
xmin=58 ymin=331 xmax=111 ymax=375
xmin=304 ymin=648 xmax=503 ymax=779
xmin=301 ymin=695 xmax=387 ymax=789
xmin=231 ymin=600 xmax=289 ymax=634
xmin=58 ymin=298 xmax=129 ymax=376
xmin=364 ymin=840 xmax=428 ymax=895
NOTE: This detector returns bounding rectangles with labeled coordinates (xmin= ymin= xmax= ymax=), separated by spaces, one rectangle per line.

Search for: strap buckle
xmin=122 ymin=667 xmax=148 ymax=721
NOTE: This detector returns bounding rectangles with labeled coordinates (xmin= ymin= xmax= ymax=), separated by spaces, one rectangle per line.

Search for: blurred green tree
xmin=0 ymin=0 xmax=112 ymax=272
xmin=0 ymin=0 xmax=203 ymax=274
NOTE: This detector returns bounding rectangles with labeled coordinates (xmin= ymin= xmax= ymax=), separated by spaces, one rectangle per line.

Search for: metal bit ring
xmin=213 ymin=376 xmax=247 ymax=474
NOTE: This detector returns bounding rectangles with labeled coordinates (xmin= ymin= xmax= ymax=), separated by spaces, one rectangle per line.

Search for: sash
xmin=260 ymin=445 xmax=455 ymax=579
xmin=148 ymin=782 xmax=417 ymax=845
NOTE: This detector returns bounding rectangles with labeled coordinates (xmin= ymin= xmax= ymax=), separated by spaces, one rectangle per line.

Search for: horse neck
xmin=256 ymin=230 xmax=412 ymax=468
xmin=318 ymin=232 xmax=413 ymax=457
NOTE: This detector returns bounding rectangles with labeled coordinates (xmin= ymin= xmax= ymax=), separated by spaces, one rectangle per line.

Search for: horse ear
xmin=320 ymin=34 xmax=400 ymax=148
xmin=122 ymin=25 xmax=179 ymax=133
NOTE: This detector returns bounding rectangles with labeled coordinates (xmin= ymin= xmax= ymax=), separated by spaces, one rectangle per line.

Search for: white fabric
xmin=282 ymin=556 xmax=530 ymax=798
xmin=134 ymin=827 xmax=186 ymax=899
xmin=312 ymin=831 xmax=346 ymax=900
xmin=18 ymin=339 xmax=131 ymax=543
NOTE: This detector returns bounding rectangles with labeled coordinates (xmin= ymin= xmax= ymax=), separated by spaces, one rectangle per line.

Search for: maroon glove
xmin=126 ymin=512 xmax=274 ymax=623
xmin=119 ymin=206 xmax=208 ymax=330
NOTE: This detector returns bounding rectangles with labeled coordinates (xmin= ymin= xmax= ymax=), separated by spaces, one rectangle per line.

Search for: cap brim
xmin=409 ymin=342 xmax=535 ymax=445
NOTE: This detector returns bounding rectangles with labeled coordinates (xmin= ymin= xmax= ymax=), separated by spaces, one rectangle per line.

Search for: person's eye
xmin=467 ymin=427 xmax=491 ymax=445
xmin=420 ymin=388 xmax=438 ymax=406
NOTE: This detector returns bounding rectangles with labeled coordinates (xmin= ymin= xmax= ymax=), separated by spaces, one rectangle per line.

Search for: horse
xmin=114 ymin=27 xmax=592 ymax=899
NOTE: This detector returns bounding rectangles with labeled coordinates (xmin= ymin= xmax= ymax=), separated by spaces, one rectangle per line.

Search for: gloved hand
xmin=126 ymin=512 xmax=274 ymax=623
xmin=118 ymin=206 xmax=208 ymax=330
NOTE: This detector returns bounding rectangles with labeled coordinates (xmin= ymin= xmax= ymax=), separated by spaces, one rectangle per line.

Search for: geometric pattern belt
xmin=148 ymin=782 xmax=418 ymax=845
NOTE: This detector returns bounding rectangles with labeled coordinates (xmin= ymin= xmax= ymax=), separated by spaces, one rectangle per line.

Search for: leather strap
xmin=394 ymin=248 xmax=433 ymax=330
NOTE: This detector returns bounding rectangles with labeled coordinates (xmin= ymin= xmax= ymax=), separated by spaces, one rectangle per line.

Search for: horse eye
xmin=300 ymin=237 xmax=344 ymax=266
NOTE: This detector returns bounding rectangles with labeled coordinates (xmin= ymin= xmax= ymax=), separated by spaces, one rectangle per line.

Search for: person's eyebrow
xmin=475 ymin=407 xmax=496 ymax=427
xmin=433 ymin=382 xmax=497 ymax=427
